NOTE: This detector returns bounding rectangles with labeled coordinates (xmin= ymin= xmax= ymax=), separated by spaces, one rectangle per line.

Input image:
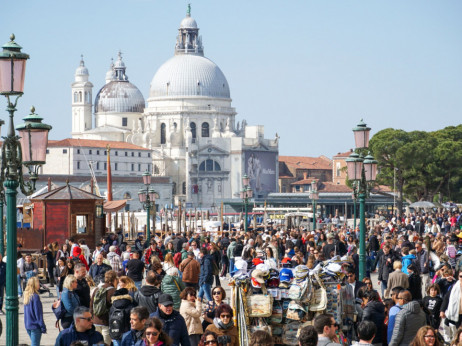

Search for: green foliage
xmin=369 ymin=125 xmax=462 ymax=205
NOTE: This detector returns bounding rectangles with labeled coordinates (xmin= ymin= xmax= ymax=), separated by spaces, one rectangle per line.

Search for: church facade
xmin=71 ymin=8 xmax=279 ymax=208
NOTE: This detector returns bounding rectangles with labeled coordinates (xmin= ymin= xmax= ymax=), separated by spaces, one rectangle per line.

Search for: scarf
xmin=447 ymin=282 xmax=461 ymax=322
xmin=213 ymin=317 xmax=234 ymax=330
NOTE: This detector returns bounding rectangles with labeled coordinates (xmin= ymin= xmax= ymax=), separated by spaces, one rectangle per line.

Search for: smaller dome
xmin=75 ymin=55 xmax=88 ymax=76
xmin=95 ymin=81 xmax=145 ymax=113
xmin=180 ymin=15 xmax=197 ymax=29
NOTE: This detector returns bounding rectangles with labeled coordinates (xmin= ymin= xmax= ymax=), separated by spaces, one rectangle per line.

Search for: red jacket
xmin=72 ymin=246 xmax=89 ymax=270
xmin=144 ymin=247 xmax=163 ymax=264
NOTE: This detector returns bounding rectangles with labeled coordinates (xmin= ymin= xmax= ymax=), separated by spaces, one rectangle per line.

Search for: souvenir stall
xmin=229 ymin=257 xmax=348 ymax=346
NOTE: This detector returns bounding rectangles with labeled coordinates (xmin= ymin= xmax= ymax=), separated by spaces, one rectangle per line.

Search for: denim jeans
xmin=229 ymin=258 xmax=235 ymax=274
xmin=27 ymin=328 xmax=42 ymax=346
xmin=381 ymin=280 xmax=387 ymax=297
xmin=134 ymin=281 xmax=142 ymax=291
xmin=198 ymin=282 xmax=212 ymax=302
xmin=17 ymin=274 xmax=22 ymax=296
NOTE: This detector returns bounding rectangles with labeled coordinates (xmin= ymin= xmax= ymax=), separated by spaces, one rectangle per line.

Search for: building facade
xmin=70 ymin=8 xmax=279 ymax=208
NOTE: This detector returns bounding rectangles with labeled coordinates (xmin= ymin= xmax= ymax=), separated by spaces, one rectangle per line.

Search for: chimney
xmin=47 ymin=177 xmax=51 ymax=192
xmin=303 ymin=172 xmax=307 ymax=180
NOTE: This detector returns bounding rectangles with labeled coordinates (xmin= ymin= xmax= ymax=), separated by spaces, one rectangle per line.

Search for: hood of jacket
xmin=366 ymin=300 xmax=385 ymax=313
xmin=139 ymin=285 xmax=161 ymax=297
xmin=403 ymin=254 xmax=416 ymax=260
xmin=403 ymin=300 xmax=422 ymax=314
xmin=107 ymin=252 xmax=118 ymax=260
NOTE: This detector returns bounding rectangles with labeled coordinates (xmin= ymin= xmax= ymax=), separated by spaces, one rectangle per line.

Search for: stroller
xmin=24 ymin=271 xmax=54 ymax=297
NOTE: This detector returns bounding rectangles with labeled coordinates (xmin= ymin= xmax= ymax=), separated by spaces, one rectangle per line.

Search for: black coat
xmin=408 ymin=273 xmax=422 ymax=301
xmin=362 ymin=300 xmax=385 ymax=344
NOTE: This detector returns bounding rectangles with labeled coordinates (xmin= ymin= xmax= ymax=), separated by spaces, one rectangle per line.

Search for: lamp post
xmin=0 ymin=34 xmax=52 ymax=346
xmin=310 ymin=180 xmax=318 ymax=231
xmin=138 ymin=170 xmax=157 ymax=242
xmin=346 ymin=120 xmax=377 ymax=281
xmin=352 ymin=193 xmax=357 ymax=230
xmin=240 ymin=174 xmax=252 ymax=233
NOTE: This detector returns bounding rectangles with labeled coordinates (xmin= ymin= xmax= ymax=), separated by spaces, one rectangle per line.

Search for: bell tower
xmin=72 ymin=55 xmax=93 ymax=138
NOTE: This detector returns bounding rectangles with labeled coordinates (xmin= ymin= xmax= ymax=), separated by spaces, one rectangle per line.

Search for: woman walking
xmin=23 ymin=276 xmax=46 ymax=346
xmin=180 ymin=287 xmax=203 ymax=346
xmin=61 ymin=274 xmax=80 ymax=328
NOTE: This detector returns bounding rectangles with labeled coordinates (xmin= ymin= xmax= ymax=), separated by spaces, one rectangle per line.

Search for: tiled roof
xmin=279 ymin=156 xmax=332 ymax=170
xmin=291 ymin=178 xmax=318 ymax=185
xmin=48 ymin=138 xmax=150 ymax=150
xmin=279 ymin=175 xmax=294 ymax=179
xmin=320 ymin=182 xmax=352 ymax=193
xmin=333 ymin=150 xmax=354 ymax=158
xmin=31 ymin=183 xmax=104 ymax=200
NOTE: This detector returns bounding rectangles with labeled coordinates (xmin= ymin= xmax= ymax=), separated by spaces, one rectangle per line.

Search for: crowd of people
xmin=11 ymin=210 xmax=462 ymax=346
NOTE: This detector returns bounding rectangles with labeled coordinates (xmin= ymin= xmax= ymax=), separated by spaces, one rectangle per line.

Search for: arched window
xmin=201 ymin=122 xmax=209 ymax=137
xmin=336 ymin=162 xmax=341 ymax=177
xmin=154 ymin=165 xmax=160 ymax=174
xmin=85 ymin=91 xmax=91 ymax=104
xmin=172 ymin=182 xmax=177 ymax=195
xmin=182 ymin=182 xmax=186 ymax=195
xmin=78 ymin=91 xmax=82 ymax=102
xmin=190 ymin=122 xmax=196 ymax=139
xmin=199 ymin=159 xmax=221 ymax=172
xmin=73 ymin=92 xmax=78 ymax=102
xmin=160 ymin=123 xmax=166 ymax=144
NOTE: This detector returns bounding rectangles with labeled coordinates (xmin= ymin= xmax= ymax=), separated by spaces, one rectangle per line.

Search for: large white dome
xmin=149 ymin=54 xmax=230 ymax=99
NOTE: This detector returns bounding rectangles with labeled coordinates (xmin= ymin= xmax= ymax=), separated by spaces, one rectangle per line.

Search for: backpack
xmin=93 ymin=286 xmax=113 ymax=317
xmin=173 ymin=252 xmax=182 ymax=268
xmin=109 ymin=308 xmax=126 ymax=340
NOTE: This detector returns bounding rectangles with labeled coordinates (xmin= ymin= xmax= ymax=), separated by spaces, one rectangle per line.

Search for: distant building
xmin=332 ymin=150 xmax=353 ymax=185
xmin=278 ymin=155 xmax=332 ymax=193
xmin=36 ymin=138 xmax=173 ymax=211
xmin=68 ymin=8 xmax=279 ymax=208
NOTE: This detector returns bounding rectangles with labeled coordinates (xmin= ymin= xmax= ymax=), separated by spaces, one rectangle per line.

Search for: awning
xmin=103 ymin=200 xmax=127 ymax=213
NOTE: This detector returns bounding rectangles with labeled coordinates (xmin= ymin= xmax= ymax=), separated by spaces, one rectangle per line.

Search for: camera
xmin=217 ymin=335 xmax=232 ymax=345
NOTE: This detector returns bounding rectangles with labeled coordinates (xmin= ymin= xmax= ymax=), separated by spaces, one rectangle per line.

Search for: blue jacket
xmin=121 ymin=329 xmax=145 ymax=346
xmin=61 ymin=288 xmax=80 ymax=317
xmin=387 ymin=304 xmax=402 ymax=343
xmin=199 ymin=254 xmax=213 ymax=286
xmin=151 ymin=310 xmax=191 ymax=346
xmin=55 ymin=323 xmax=103 ymax=346
xmin=402 ymin=254 xmax=416 ymax=275
xmin=24 ymin=293 xmax=46 ymax=333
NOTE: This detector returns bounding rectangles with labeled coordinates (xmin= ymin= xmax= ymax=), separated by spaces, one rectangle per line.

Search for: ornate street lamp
xmin=139 ymin=170 xmax=158 ymax=241
xmin=0 ymin=34 xmax=52 ymax=346
xmin=310 ymin=180 xmax=319 ymax=231
xmin=347 ymin=119 xmax=377 ymax=281
xmin=240 ymin=175 xmax=252 ymax=233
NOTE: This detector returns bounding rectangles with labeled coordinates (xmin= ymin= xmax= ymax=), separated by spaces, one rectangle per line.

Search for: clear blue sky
xmin=1 ymin=1 xmax=461 ymax=158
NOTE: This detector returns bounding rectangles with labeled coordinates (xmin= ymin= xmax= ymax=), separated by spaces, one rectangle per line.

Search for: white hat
xmin=232 ymin=259 xmax=248 ymax=277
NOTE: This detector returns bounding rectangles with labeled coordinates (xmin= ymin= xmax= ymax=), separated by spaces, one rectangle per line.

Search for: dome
xmin=149 ymin=54 xmax=230 ymax=99
xmin=75 ymin=55 xmax=88 ymax=76
xmin=95 ymin=81 xmax=145 ymax=113
xmin=180 ymin=15 xmax=197 ymax=29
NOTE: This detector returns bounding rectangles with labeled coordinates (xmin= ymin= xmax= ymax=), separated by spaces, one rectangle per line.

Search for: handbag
xmin=247 ymin=294 xmax=273 ymax=317
xmin=286 ymin=301 xmax=307 ymax=321
xmin=250 ymin=317 xmax=271 ymax=335
xmin=309 ymin=273 xmax=327 ymax=312
xmin=282 ymin=322 xmax=301 ymax=345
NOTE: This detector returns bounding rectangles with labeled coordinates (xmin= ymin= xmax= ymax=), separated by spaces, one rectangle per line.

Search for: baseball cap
xmin=281 ymin=257 xmax=292 ymax=264
xmin=252 ymin=258 xmax=264 ymax=266
xmin=158 ymin=293 xmax=174 ymax=306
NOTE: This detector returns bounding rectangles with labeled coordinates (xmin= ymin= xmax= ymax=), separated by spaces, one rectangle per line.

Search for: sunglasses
xmin=213 ymin=291 xmax=222 ymax=295
xmin=331 ymin=323 xmax=339 ymax=328
xmin=220 ymin=314 xmax=231 ymax=319
xmin=78 ymin=317 xmax=92 ymax=322
xmin=146 ymin=331 xmax=159 ymax=337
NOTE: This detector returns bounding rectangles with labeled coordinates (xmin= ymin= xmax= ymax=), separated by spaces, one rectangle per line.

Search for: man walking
xmin=125 ymin=252 xmax=145 ymax=290
xmin=55 ymin=306 xmax=104 ymax=346
xmin=151 ymin=293 xmax=191 ymax=346
xmin=89 ymin=253 xmax=112 ymax=285
xmin=121 ymin=306 xmax=149 ymax=346
xmin=198 ymin=248 xmax=213 ymax=302
xmin=74 ymin=263 xmax=91 ymax=308
xmin=179 ymin=251 xmax=200 ymax=289
xmin=134 ymin=270 xmax=162 ymax=314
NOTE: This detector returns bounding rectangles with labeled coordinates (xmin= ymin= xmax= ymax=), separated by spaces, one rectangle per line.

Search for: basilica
xmin=70 ymin=8 xmax=279 ymax=208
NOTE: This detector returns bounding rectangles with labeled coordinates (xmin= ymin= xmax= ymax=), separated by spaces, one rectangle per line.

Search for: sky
xmin=1 ymin=1 xmax=461 ymax=158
